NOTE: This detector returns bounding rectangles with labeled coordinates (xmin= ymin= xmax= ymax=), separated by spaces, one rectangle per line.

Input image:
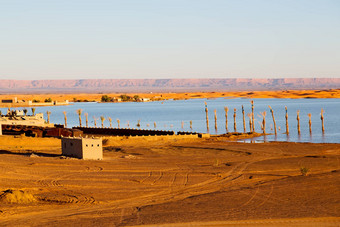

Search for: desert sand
xmin=1 ymin=89 xmax=340 ymax=107
xmin=0 ymin=135 xmax=339 ymax=226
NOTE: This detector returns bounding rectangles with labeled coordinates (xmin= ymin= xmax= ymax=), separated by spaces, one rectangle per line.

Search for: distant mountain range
xmin=0 ymin=78 xmax=339 ymax=93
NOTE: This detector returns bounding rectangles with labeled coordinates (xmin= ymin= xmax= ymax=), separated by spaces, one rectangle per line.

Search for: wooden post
xmin=117 ymin=119 xmax=120 ymax=128
xmin=268 ymin=106 xmax=277 ymax=135
xmin=251 ymin=100 xmax=255 ymax=132
xmin=297 ymin=110 xmax=301 ymax=135
xmin=261 ymin=111 xmax=266 ymax=134
xmin=190 ymin=120 xmax=193 ymax=130
xmin=285 ymin=106 xmax=289 ymax=135
xmin=308 ymin=113 xmax=312 ymax=134
xmin=242 ymin=105 xmax=246 ymax=133
xmin=224 ymin=107 xmax=229 ymax=132
xmin=233 ymin=108 xmax=237 ymax=132
xmin=321 ymin=108 xmax=325 ymax=133
xmin=46 ymin=111 xmax=51 ymax=124
xmin=247 ymin=113 xmax=252 ymax=132
xmin=205 ymin=101 xmax=209 ymax=131
xmin=214 ymin=109 xmax=217 ymax=130
xmin=84 ymin=113 xmax=89 ymax=127
xmin=63 ymin=111 xmax=67 ymax=128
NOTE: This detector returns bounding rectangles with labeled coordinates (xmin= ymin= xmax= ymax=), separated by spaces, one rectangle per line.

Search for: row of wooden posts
xmin=57 ymin=102 xmax=325 ymax=135
xmin=205 ymin=101 xmax=325 ymax=135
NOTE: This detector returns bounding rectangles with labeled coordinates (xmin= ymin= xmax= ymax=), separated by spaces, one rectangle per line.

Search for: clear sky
xmin=0 ymin=0 xmax=339 ymax=80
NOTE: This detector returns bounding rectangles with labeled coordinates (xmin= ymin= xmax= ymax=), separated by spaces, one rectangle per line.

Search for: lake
xmin=2 ymin=98 xmax=340 ymax=143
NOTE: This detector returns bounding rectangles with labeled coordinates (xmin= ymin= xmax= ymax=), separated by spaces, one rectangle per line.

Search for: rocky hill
xmin=0 ymin=78 xmax=339 ymax=93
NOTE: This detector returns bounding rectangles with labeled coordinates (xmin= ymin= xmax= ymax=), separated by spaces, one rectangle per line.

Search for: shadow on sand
xmin=0 ymin=150 xmax=60 ymax=158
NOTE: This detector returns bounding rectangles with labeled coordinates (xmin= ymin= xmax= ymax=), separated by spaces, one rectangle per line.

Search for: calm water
xmin=2 ymin=98 xmax=340 ymax=143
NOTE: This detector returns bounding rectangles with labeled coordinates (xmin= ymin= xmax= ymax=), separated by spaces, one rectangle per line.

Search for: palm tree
xmin=108 ymin=117 xmax=112 ymax=128
xmin=93 ymin=116 xmax=97 ymax=127
xmin=63 ymin=111 xmax=67 ymax=128
xmin=31 ymin=108 xmax=36 ymax=116
xmin=76 ymin=109 xmax=82 ymax=127
xmin=84 ymin=113 xmax=89 ymax=127
xmin=46 ymin=111 xmax=51 ymax=124
xmin=100 ymin=116 xmax=105 ymax=128
xmin=23 ymin=109 xmax=28 ymax=116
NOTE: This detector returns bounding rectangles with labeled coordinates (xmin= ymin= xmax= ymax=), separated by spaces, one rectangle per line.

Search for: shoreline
xmin=1 ymin=89 xmax=340 ymax=108
xmin=0 ymin=135 xmax=339 ymax=225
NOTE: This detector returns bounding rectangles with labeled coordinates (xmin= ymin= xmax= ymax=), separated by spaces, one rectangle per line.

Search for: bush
xmin=120 ymin=94 xmax=131 ymax=102
xmin=101 ymin=95 xmax=112 ymax=102
xmin=44 ymin=98 xmax=52 ymax=102
xmin=133 ymin=95 xmax=140 ymax=102
xmin=300 ymin=167 xmax=309 ymax=176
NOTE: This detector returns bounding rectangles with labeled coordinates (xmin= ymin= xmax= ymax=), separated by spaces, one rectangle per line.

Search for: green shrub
xmin=101 ymin=95 xmax=111 ymax=102
xmin=44 ymin=98 xmax=52 ymax=102
xmin=300 ymin=167 xmax=309 ymax=176
xmin=120 ymin=94 xmax=131 ymax=102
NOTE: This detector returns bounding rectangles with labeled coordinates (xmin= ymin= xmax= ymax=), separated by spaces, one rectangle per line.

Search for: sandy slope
xmin=0 ymin=135 xmax=339 ymax=226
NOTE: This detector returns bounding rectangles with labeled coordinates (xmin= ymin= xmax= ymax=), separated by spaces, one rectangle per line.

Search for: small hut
xmin=61 ymin=136 xmax=103 ymax=160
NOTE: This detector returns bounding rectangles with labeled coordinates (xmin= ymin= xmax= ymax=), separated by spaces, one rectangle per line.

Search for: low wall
xmin=73 ymin=127 xmax=175 ymax=136
xmin=101 ymin=134 xmax=199 ymax=145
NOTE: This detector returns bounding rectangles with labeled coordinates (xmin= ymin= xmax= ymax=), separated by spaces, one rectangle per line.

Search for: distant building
xmin=141 ymin=98 xmax=150 ymax=102
xmin=61 ymin=137 xmax=103 ymax=160
xmin=15 ymin=110 xmax=24 ymax=116
xmin=1 ymin=97 xmax=17 ymax=103
xmin=54 ymin=100 xmax=69 ymax=105
xmin=0 ymin=112 xmax=54 ymax=127
xmin=114 ymin=97 xmax=122 ymax=102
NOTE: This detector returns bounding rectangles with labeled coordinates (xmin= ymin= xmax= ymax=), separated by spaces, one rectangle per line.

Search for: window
xmin=97 ymin=144 xmax=100 ymax=147
xmin=91 ymin=144 xmax=93 ymax=147
xmin=86 ymin=144 xmax=88 ymax=147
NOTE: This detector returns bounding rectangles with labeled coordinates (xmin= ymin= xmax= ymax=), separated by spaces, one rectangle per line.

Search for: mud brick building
xmin=61 ymin=136 xmax=102 ymax=160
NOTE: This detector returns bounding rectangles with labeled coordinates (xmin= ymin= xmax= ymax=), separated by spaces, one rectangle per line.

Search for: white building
xmin=0 ymin=113 xmax=54 ymax=127
xmin=61 ymin=137 xmax=103 ymax=160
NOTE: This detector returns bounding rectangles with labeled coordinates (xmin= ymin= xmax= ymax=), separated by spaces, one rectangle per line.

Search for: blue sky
xmin=0 ymin=0 xmax=339 ymax=80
